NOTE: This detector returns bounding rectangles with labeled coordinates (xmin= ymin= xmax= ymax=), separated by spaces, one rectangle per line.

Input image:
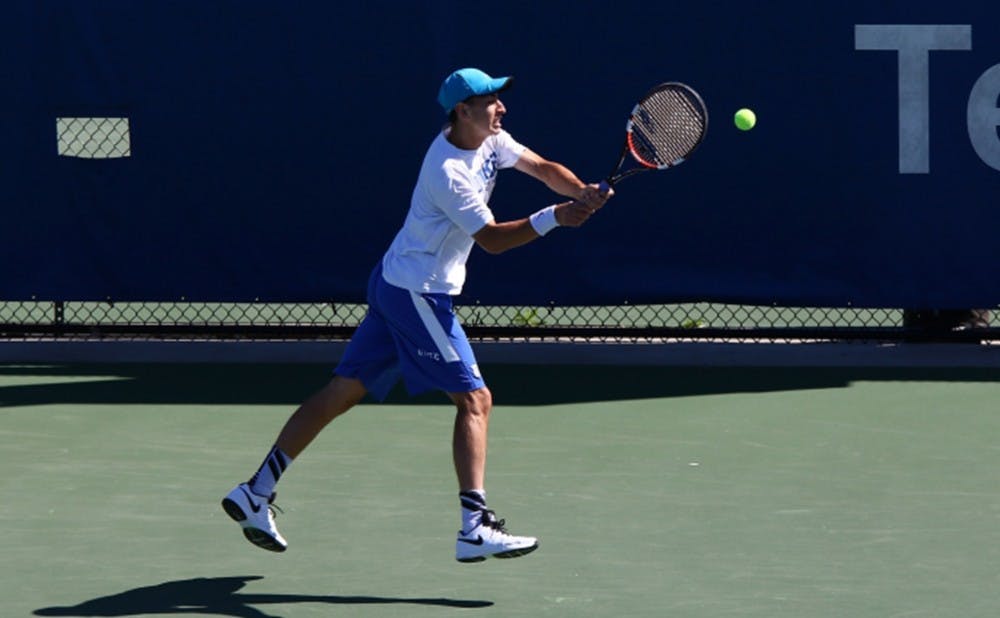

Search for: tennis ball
xmin=734 ymin=108 xmax=756 ymax=131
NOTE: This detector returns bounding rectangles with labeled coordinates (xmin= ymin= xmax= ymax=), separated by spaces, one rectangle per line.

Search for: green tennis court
xmin=4 ymin=363 xmax=1000 ymax=617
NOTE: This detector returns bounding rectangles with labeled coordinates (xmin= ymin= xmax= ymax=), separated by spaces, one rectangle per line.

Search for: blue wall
xmin=2 ymin=1 xmax=1000 ymax=308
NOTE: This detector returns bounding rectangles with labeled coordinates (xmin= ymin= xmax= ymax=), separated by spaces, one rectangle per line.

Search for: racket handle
xmin=598 ymin=180 xmax=611 ymax=193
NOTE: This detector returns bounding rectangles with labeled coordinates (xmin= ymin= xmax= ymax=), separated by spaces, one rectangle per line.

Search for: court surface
xmin=3 ymin=362 xmax=1000 ymax=617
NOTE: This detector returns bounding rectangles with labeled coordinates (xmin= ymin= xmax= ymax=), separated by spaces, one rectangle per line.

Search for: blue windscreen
xmin=2 ymin=1 xmax=999 ymax=308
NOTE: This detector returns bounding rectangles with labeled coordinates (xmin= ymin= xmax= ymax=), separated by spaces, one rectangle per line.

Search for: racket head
xmin=625 ymin=82 xmax=708 ymax=171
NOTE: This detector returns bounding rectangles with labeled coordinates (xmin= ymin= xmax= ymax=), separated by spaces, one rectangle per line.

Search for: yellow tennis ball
xmin=734 ymin=108 xmax=756 ymax=131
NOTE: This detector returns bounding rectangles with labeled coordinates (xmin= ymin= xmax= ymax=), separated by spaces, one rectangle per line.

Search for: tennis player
xmin=222 ymin=67 xmax=611 ymax=562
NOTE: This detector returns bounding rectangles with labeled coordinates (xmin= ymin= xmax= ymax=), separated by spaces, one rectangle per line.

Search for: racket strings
xmin=629 ymin=88 xmax=706 ymax=167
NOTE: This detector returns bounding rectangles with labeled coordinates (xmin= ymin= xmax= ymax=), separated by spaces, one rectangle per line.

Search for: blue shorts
xmin=335 ymin=263 xmax=486 ymax=401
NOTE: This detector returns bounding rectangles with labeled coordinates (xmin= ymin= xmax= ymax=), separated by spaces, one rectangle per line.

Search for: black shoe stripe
xmin=457 ymin=542 xmax=539 ymax=563
xmin=456 ymin=556 xmax=487 ymax=563
xmin=221 ymin=498 xmax=247 ymax=522
xmin=493 ymin=544 xmax=539 ymax=559
xmin=243 ymin=528 xmax=286 ymax=552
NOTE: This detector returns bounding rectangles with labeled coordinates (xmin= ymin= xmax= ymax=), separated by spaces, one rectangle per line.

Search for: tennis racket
xmin=599 ymin=82 xmax=708 ymax=191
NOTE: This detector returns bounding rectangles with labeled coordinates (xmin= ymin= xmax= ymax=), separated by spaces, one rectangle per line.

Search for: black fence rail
xmin=1 ymin=301 xmax=998 ymax=343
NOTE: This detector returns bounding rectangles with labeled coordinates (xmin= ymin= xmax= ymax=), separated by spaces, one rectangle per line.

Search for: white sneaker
xmin=221 ymin=483 xmax=288 ymax=552
xmin=456 ymin=509 xmax=538 ymax=563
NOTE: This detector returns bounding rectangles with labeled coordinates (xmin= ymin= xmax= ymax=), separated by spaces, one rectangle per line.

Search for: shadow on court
xmin=33 ymin=576 xmax=492 ymax=618
xmin=3 ymin=363 xmax=1000 ymax=408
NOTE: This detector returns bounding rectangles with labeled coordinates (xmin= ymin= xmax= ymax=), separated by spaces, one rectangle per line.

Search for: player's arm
xmin=472 ymin=201 xmax=597 ymax=255
xmin=513 ymin=148 xmax=609 ymax=207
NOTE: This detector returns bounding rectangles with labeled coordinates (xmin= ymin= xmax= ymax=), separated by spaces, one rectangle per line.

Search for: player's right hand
xmin=579 ymin=183 xmax=613 ymax=210
xmin=554 ymin=200 xmax=598 ymax=227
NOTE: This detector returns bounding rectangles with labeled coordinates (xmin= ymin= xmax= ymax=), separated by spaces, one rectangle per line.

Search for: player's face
xmin=462 ymin=93 xmax=506 ymax=136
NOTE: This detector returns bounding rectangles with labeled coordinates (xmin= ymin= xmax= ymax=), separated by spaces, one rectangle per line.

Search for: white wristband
xmin=529 ymin=204 xmax=560 ymax=236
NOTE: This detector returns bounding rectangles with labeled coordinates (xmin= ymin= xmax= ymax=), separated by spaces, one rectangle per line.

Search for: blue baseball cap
xmin=437 ymin=68 xmax=513 ymax=113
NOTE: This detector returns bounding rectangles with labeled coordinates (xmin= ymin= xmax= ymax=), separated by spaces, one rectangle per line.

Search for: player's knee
xmin=475 ymin=386 xmax=492 ymax=412
xmin=454 ymin=386 xmax=492 ymax=417
xmin=317 ymin=375 xmax=366 ymax=414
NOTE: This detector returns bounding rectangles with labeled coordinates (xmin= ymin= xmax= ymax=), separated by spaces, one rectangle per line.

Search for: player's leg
xmin=273 ymin=375 xmax=367 ymax=458
xmin=367 ymin=267 xmax=538 ymax=561
xmin=449 ymin=387 xmax=538 ymax=563
xmin=221 ymin=375 xmax=373 ymax=552
xmin=375 ymin=283 xmax=539 ymax=562
xmin=222 ymin=282 xmax=399 ymax=552
xmin=450 ymin=386 xmax=492 ymax=492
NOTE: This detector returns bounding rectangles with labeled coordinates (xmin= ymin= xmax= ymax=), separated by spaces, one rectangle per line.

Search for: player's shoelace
xmin=264 ymin=493 xmax=284 ymax=518
xmin=480 ymin=509 xmax=508 ymax=533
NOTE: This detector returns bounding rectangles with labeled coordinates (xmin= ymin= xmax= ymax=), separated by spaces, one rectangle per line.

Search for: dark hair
xmin=448 ymin=95 xmax=478 ymax=124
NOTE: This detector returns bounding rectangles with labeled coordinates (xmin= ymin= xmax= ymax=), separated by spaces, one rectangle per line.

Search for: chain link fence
xmin=1 ymin=300 xmax=997 ymax=343
xmin=21 ymin=118 xmax=996 ymax=344
xmin=57 ymin=117 xmax=131 ymax=159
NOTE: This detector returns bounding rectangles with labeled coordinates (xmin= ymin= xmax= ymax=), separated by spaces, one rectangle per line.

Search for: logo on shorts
xmin=417 ymin=348 xmax=442 ymax=362
xmin=471 ymin=363 xmax=482 ymax=379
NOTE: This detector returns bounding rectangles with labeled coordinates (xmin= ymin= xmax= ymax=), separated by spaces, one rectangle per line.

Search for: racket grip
xmin=598 ymin=180 xmax=611 ymax=193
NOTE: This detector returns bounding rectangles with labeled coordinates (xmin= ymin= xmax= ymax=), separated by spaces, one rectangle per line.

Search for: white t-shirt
xmin=381 ymin=128 xmax=526 ymax=295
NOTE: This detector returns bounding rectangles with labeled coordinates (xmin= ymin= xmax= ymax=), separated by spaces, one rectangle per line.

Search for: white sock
xmin=459 ymin=489 xmax=487 ymax=533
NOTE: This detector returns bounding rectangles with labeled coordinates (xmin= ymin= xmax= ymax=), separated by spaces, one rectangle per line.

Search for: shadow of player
xmin=34 ymin=575 xmax=493 ymax=618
